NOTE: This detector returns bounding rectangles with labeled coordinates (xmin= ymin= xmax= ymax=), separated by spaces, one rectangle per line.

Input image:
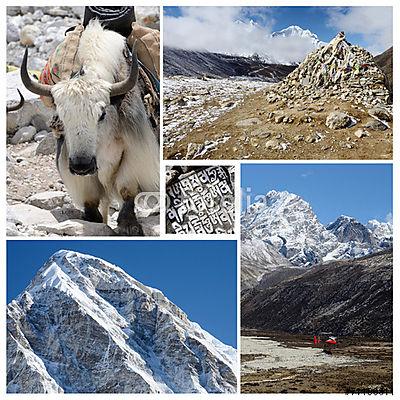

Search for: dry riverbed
xmin=241 ymin=331 xmax=392 ymax=394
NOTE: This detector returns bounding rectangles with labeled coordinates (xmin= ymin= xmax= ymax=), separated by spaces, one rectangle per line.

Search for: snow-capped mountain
xmin=241 ymin=190 xmax=392 ymax=275
xmin=367 ymin=219 xmax=393 ymax=248
xmin=271 ymin=25 xmax=326 ymax=48
xmin=326 ymin=215 xmax=375 ymax=244
xmin=7 ymin=250 xmax=237 ymax=394
xmin=242 ymin=190 xmax=339 ymax=266
xmin=241 ymin=236 xmax=293 ymax=290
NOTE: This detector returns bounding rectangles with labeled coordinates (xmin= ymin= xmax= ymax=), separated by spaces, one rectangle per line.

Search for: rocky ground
xmin=164 ymin=34 xmax=392 ymax=160
xmin=7 ymin=6 xmax=159 ymax=71
xmin=164 ymin=94 xmax=392 ymax=160
xmin=7 ymin=140 xmax=159 ymax=237
xmin=6 ymin=6 xmax=160 ymax=237
xmin=163 ymin=76 xmax=268 ymax=155
xmin=241 ymin=330 xmax=392 ymax=394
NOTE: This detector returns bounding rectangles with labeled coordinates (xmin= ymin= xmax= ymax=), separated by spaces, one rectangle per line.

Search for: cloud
xmin=300 ymin=171 xmax=314 ymax=179
xmin=164 ymin=7 xmax=322 ymax=64
xmin=326 ymin=7 xmax=392 ymax=54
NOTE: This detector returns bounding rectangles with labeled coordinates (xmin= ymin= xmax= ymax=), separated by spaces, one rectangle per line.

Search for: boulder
xmin=326 ymin=112 xmax=353 ymax=129
xmin=265 ymin=139 xmax=280 ymax=150
xmin=36 ymin=219 xmax=116 ymax=236
xmin=364 ymin=119 xmax=388 ymax=131
xmin=235 ymin=118 xmax=261 ymax=127
xmin=20 ymin=25 xmax=41 ymax=46
xmin=10 ymin=126 xmax=37 ymax=144
xmin=368 ymin=107 xmax=392 ymax=122
xmin=7 ymin=70 xmax=54 ymax=134
xmin=7 ymin=18 xmax=20 ymax=43
xmin=31 ymin=114 xmax=49 ymax=131
xmin=34 ymin=130 xmax=49 ymax=142
xmin=7 ymin=7 xmax=21 ymax=16
xmin=27 ymin=191 xmax=66 ymax=210
xmin=354 ymin=129 xmax=369 ymax=139
xmin=35 ymin=132 xmax=57 ymax=155
xmin=7 ymin=203 xmax=58 ymax=226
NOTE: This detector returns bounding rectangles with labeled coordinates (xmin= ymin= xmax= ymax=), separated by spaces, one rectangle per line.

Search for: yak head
xmin=21 ymin=48 xmax=138 ymax=176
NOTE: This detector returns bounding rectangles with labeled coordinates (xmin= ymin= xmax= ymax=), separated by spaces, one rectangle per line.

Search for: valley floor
xmin=241 ymin=330 xmax=392 ymax=394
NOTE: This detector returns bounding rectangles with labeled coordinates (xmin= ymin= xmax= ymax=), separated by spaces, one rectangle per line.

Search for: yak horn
xmin=7 ymin=89 xmax=25 ymax=112
xmin=110 ymin=44 xmax=139 ymax=98
xmin=21 ymin=48 xmax=52 ymax=97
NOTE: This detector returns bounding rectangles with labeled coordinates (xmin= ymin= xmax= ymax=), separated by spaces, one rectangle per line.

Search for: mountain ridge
xmin=241 ymin=249 xmax=392 ymax=339
xmin=241 ymin=190 xmax=392 ymax=288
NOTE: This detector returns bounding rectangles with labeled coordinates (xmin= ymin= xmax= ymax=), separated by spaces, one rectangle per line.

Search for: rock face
xmin=241 ymin=190 xmax=392 ymax=281
xmin=265 ymin=32 xmax=391 ymax=111
xmin=241 ymin=249 xmax=392 ymax=340
xmin=7 ymin=250 xmax=237 ymax=393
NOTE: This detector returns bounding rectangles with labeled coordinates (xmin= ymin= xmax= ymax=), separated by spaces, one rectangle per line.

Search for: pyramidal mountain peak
xmin=7 ymin=251 xmax=237 ymax=394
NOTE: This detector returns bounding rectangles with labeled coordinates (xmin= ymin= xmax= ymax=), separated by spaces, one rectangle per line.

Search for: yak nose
xmin=69 ymin=156 xmax=97 ymax=175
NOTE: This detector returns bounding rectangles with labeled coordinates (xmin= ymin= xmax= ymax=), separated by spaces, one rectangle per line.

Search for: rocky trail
xmin=164 ymin=33 xmax=392 ymax=160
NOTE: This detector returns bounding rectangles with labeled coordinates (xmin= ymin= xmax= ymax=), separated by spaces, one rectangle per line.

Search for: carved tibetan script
xmin=166 ymin=166 xmax=235 ymax=234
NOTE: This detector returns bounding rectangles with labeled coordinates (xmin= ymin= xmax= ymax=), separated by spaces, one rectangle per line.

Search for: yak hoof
xmin=115 ymin=221 xmax=144 ymax=236
xmin=83 ymin=205 xmax=103 ymax=223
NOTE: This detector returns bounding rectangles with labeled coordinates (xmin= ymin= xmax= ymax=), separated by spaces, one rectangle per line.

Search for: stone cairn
xmin=266 ymin=32 xmax=391 ymax=109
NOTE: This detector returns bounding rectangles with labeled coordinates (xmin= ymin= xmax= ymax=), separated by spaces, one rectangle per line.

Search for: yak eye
xmin=98 ymin=110 xmax=106 ymax=122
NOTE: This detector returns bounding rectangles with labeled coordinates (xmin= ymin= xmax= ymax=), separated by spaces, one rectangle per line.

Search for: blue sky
xmin=241 ymin=164 xmax=392 ymax=225
xmin=7 ymin=240 xmax=237 ymax=347
xmin=164 ymin=6 xmax=392 ymax=55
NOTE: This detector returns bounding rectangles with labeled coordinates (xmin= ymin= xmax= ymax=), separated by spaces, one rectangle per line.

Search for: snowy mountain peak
xmin=8 ymin=251 xmax=237 ymax=394
xmin=326 ymin=215 xmax=374 ymax=244
xmin=271 ymin=25 xmax=326 ymax=48
xmin=242 ymin=190 xmax=392 ymax=275
xmin=272 ymin=25 xmax=314 ymax=38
